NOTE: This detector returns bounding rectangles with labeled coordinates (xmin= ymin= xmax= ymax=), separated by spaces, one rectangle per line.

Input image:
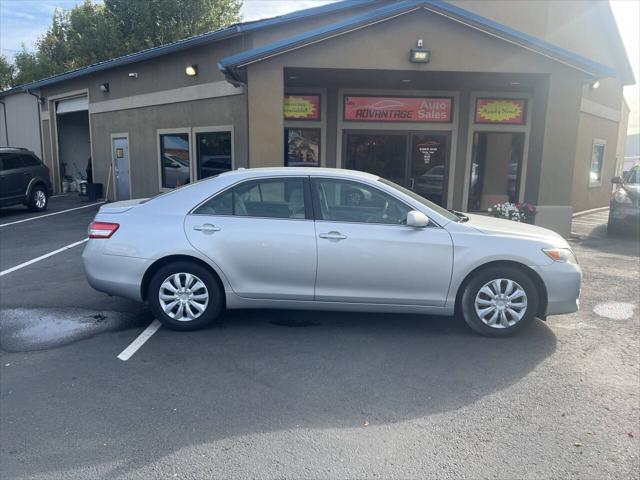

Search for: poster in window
xmin=475 ymin=98 xmax=527 ymax=124
xmin=284 ymin=95 xmax=320 ymax=120
xmin=285 ymin=128 xmax=320 ymax=167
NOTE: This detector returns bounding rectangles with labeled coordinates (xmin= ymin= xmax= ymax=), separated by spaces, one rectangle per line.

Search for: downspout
xmin=0 ymin=100 xmax=8 ymax=145
xmin=26 ymin=90 xmax=44 ymax=158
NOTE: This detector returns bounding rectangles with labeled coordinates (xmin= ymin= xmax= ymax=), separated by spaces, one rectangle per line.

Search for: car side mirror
xmin=612 ymin=176 xmax=623 ymax=184
xmin=406 ymin=210 xmax=429 ymax=228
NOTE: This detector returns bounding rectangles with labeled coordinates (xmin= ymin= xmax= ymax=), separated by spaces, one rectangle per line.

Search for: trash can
xmin=79 ymin=181 xmax=88 ymax=196
xmin=87 ymin=183 xmax=103 ymax=202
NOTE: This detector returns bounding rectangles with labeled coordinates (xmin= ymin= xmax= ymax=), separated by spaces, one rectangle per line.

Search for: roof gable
xmin=219 ymin=0 xmax=617 ymax=83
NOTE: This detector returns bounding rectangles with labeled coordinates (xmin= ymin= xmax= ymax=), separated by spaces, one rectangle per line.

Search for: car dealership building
xmin=0 ymin=0 xmax=633 ymax=235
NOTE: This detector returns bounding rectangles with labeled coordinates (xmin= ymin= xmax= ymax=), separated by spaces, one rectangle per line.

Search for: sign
xmin=115 ymin=148 xmax=124 ymax=158
xmin=285 ymin=128 xmax=320 ymax=167
xmin=475 ymin=98 xmax=526 ymax=124
xmin=344 ymin=96 xmax=452 ymax=123
xmin=417 ymin=140 xmax=440 ymax=165
xmin=284 ymin=95 xmax=320 ymax=120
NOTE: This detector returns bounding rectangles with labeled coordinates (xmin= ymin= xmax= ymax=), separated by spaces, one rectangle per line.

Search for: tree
xmin=0 ymin=55 xmax=14 ymax=90
xmin=7 ymin=0 xmax=243 ymax=86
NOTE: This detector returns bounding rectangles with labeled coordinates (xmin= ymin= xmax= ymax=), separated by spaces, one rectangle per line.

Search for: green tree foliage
xmin=0 ymin=55 xmax=15 ymax=90
xmin=5 ymin=0 xmax=242 ymax=88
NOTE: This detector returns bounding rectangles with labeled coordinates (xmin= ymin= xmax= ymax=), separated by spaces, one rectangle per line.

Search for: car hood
xmin=464 ymin=213 xmax=567 ymax=244
xmin=622 ymin=184 xmax=640 ymax=199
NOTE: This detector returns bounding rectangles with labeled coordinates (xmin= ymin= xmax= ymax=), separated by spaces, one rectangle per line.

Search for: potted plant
xmin=488 ymin=202 xmax=536 ymax=224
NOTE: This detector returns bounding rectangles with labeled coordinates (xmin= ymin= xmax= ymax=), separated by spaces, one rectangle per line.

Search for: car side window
xmin=194 ymin=178 xmax=306 ymax=219
xmin=1 ymin=154 xmax=24 ymax=170
xmin=20 ymin=155 xmax=41 ymax=167
xmin=312 ymin=178 xmax=411 ymax=225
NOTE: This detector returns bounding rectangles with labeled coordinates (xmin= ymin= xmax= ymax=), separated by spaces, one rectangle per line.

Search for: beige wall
xmin=0 ymin=92 xmax=42 ymax=157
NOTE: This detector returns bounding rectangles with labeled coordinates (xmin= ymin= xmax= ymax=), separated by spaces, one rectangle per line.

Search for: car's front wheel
xmin=460 ymin=266 xmax=539 ymax=337
xmin=28 ymin=186 xmax=48 ymax=211
xmin=148 ymin=261 xmax=224 ymax=331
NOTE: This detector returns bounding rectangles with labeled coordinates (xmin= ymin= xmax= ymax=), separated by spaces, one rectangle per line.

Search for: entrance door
xmin=112 ymin=135 xmax=131 ymax=200
xmin=467 ymin=132 xmax=525 ymax=211
xmin=343 ymin=131 xmax=450 ymax=207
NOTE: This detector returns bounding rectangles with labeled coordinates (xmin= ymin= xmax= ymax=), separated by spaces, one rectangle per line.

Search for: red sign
xmin=475 ymin=98 xmax=526 ymax=124
xmin=284 ymin=95 xmax=320 ymax=120
xmin=344 ymin=96 xmax=452 ymax=123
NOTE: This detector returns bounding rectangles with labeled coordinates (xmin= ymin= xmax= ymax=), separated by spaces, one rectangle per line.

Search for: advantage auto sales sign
xmin=344 ymin=96 xmax=452 ymax=123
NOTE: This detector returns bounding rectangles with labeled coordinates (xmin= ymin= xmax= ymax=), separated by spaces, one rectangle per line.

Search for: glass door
xmin=343 ymin=133 xmax=407 ymax=186
xmin=409 ymin=133 xmax=450 ymax=207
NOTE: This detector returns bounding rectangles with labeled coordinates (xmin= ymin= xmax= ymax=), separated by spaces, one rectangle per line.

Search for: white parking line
xmin=0 ymin=202 xmax=105 ymax=228
xmin=117 ymin=320 xmax=162 ymax=361
xmin=0 ymin=238 xmax=88 ymax=277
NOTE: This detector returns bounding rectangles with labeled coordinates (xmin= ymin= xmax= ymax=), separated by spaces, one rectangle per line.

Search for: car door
xmin=0 ymin=153 xmax=28 ymax=200
xmin=184 ymin=176 xmax=318 ymax=300
xmin=311 ymin=177 xmax=453 ymax=306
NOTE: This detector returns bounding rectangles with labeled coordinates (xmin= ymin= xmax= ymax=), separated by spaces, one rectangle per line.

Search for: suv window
xmin=312 ymin=178 xmax=411 ymax=225
xmin=0 ymin=153 xmax=24 ymax=170
xmin=194 ymin=178 xmax=306 ymax=219
xmin=21 ymin=154 xmax=41 ymax=167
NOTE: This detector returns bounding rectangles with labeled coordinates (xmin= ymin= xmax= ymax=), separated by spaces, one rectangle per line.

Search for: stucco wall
xmin=0 ymin=92 xmax=42 ymax=157
xmin=90 ymin=94 xmax=247 ymax=199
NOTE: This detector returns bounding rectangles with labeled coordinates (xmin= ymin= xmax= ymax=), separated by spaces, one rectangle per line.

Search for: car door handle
xmin=193 ymin=224 xmax=221 ymax=233
xmin=319 ymin=231 xmax=347 ymax=240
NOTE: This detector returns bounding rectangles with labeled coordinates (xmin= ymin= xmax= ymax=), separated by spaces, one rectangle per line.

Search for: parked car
xmin=83 ymin=168 xmax=581 ymax=337
xmin=608 ymin=164 xmax=640 ymax=235
xmin=0 ymin=147 xmax=52 ymax=211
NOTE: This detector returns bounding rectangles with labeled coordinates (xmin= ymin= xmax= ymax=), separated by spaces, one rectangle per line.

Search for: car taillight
xmin=88 ymin=221 xmax=119 ymax=239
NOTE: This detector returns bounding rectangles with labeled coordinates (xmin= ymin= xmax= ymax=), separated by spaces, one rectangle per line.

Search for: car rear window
xmin=21 ymin=154 xmax=41 ymax=167
xmin=0 ymin=153 xmax=24 ymax=170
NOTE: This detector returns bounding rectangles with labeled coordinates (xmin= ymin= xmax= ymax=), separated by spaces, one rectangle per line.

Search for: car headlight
xmin=614 ymin=189 xmax=632 ymax=204
xmin=543 ymin=247 xmax=578 ymax=264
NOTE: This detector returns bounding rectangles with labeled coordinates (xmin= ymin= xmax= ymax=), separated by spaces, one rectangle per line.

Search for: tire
xmin=28 ymin=186 xmax=48 ymax=212
xmin=148 ymin=261 xmax=224 ymax=331
xmin=460 ymin=266 xmax=539 ymax=337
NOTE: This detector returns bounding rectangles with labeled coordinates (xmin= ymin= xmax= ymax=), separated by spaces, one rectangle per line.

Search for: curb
xmin=572 ymin=206 xmax=609 ymax=218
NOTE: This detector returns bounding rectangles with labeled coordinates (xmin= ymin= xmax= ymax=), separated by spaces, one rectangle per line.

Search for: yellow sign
xmin=475 ymin=99 xmax=526 ymax=124
xmin=284 ymin=95 xmax=320 ymax=120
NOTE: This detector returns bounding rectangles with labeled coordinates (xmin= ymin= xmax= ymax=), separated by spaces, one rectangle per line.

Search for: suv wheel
xmin=148 ymin=261 xmax=224 ymax=331
xmin=460 ymin=266 xmax=539 ymax=337
xmin=28 ymin=186 xmax=48 ymax=211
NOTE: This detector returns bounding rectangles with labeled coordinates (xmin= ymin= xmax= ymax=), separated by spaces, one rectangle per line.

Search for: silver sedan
xmin=82 ymin=168 xmax=581 ymax=337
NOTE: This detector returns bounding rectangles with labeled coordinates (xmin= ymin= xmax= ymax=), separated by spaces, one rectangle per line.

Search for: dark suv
xmin=0 ymin=147 xmax=52 ymax=211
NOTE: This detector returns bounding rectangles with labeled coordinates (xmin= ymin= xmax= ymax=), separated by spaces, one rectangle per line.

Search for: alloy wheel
xmin=474 ymin=278 xmax=528 ymax=328
xmin=34 ymin=190 xmax=46 ymax=209
xmin=158 ymin=272 xmax=209 ymax=322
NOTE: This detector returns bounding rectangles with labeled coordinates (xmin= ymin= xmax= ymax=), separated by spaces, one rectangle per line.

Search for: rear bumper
xmin=82 ymin=240 xmax=150 ymax=302
xmin=532 ymin=261 xmax=582 ymax=316
xmin=610 ymin=203 xmax=640 ymax=226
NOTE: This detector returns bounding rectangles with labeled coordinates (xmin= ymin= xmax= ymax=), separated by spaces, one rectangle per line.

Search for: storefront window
xmin=410 ymin=134 xmax=449 ymax=206
xmin=197 ymin=131 xmax=232 ymax=179
xmin=160 ymin=133 xmax=190 ymax=188
xmin=344 ymin=133 xmax=406 ymax=186
xmin=468 ymin=132 xmax=524 ymax=211
xmin=590 ymin=141 xmax=605 ymax=186
xmin=285 ymin=128 xmax=320 ymax=167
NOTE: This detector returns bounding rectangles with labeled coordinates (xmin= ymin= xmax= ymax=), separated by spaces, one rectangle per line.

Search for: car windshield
xmin=624 ymin=166 xmax=640 ymax=184
xmin=377 ymin=178 xmax=460 ymax=222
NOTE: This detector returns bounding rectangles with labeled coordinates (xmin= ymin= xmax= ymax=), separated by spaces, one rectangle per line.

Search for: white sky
xmin=0 ymin=0 xmax=638 ymax=133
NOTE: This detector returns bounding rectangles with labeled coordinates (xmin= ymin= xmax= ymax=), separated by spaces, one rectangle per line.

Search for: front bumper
xmin=531 ymin=261 xmax=582 ymax=316
xmin=610 ymin=202 xmax=640 ymax=226
xmin=82 ymin=240 xmax=151 ymax=302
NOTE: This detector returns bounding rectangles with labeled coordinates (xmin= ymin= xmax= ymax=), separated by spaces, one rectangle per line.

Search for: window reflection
xmin=160 ymin=133 xmax=190 ymax=188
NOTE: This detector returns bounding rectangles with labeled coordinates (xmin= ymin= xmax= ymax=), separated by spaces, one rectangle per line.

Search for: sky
xmin=0 ymin=0 xmax=638 ymax=134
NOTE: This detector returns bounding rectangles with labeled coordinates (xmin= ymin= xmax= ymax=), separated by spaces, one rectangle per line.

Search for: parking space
xmin=0 ymin=202 xmax=638 ymax=479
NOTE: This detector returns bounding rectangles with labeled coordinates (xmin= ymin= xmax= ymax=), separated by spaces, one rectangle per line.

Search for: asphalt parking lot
xmin=1 ymin=196 xmax=638 ymax=480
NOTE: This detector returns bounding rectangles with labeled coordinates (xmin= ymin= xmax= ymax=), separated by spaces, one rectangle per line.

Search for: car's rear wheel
xmin=28 ymin=186 xmax=48 ymax=211
xmin=460 ymin=266 xmax=539 ymax=337
xmin=148 ymin=261 xmax=224 ymax=331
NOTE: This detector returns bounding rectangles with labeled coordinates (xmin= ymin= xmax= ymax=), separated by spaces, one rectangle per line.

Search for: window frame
xmin=310 ymin=177 xmax=416 ymax=227
xmin=190 ymin=176 xmax=313 ymax=221
xmin=157 ymin=128 xmax=192 ymax=192
xmin=193 ymin=125 xmax=234 ymax=180
xmin=589 ymin=138 xmax=606 ymax=188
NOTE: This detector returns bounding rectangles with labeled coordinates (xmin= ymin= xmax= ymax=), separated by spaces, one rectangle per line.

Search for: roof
xmin=219 ymin=0 xmax=618 ymax=82
xmin=0 ymin=0 xmax=376 ymax=96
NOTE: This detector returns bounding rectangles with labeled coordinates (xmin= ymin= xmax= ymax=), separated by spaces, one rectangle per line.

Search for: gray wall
xmin=0 ymin=92 xmax=42 ymax=157
xmin=90 ymin=93 xmax=247 ymax=199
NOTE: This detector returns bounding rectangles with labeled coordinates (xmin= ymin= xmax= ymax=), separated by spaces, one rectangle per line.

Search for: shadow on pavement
xmin=3 ymin=309 xmax=557 ymax=479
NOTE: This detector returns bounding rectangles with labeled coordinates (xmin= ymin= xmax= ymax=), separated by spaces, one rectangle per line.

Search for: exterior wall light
xmin=99 ymin=83 xmax=110 ymax=93
xmin=410 ymin=39 xmax=430 ymax=64
xmin=185 ymin=65 xmax=198 ymax=76
xmin=590 ymin=80 xmax=600 ymax=90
